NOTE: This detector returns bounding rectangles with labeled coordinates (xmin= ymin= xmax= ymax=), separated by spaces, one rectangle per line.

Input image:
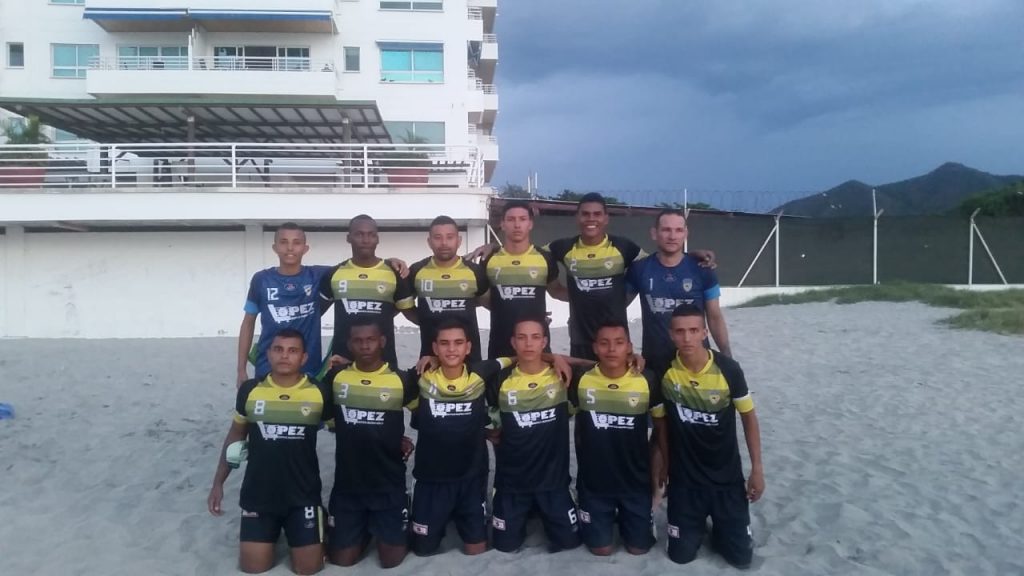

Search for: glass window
xmin=7 ymin=43 xmax=24 ymax=68
xmin=379 ymin=44 xmax=443 ymax=83
xmin=276 ymin=47 xmax=310 ymax=71
xmin=385 ymin=121 xmax=445 ymax=144
xmin=52 ymin=43 xmax=98 ymax=78
xmin=343 ymin=47 xmax=360 ymax=72
xmin=380 ymin=1 xmax=443 ymax=10
xmin=117 ymin=46 xmax=187 ymax=70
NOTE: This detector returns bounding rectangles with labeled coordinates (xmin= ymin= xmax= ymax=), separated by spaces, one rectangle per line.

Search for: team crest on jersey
xmin=376 ymin=284 xmax=387 ymax=294
xmin=709 ymin=394 xmax=721 ymax=404
xmin=300 ymin=404 xmax=312 ymax=417
xmin=379 ymin=392 xmax=391 ymax=402
xmin=545 ymin=387 xmax=557 ymax=399
xmin=682 ymin=278 xmax=693 ymax=291
xmin=603 ymin=260 xmax=614 ymax=269
xmin=459 ymin=282 xmax=469 ymax=292
xmin=303 ymin=284 xmax=313 ymax=296
xmin=628 ymin=395 xmax=640 ymax=408
xmin=528 ymin=269 xmax=539 ymax=279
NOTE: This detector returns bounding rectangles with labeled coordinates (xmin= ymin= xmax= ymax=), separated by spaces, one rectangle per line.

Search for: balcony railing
xmin=0 ymin=143 xmax=483 ymax=189
xmin=89 ymin=57 xmax=337 ymax=73
xmin=483 ymin=33 xmax=497 ymax=43
xmin=467 ymin=7 xmax=483 ymax=19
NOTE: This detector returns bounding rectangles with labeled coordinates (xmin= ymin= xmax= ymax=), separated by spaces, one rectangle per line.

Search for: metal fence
xmin=0 ymin=142 xmax=483 ymax=189
xmin=529 ymin=211 xmax=1023 ymax=286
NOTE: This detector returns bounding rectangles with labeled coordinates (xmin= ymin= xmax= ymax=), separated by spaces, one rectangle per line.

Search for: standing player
xmin=480 ymin=200 xmax=563 ymax=359
xmin=407 ymin=215 xmax=489 ymax=364
xmin=653 ymin=305 xmax=764 ymax=568
xmin=322 ymin=317 xmax=419 ymax=569
xmin=318 ymin=214 xmax=415 ymax=370
xmin=408 ymin=318 xmax=513 ymax=556
xmin=237 ymin=222 xmax=331 ymax=386
xmin=545 ymin=193 xmax=645 ymax=360
xmin=487 ymin=315 xmax=581 ymax=553
xmin=568 ymin=319 xmax=661 ymax=556
xmin=208 ymin=329 xmax=332 ymax=575
xmin=628 ymin=208 xmax=731 ymax=377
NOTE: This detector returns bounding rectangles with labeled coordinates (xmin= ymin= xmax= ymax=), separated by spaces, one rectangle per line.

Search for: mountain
xmin=774 ymin=163 xmax=1024 ymax=217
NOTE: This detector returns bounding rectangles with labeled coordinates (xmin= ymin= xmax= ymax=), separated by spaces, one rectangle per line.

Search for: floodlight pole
xmin=872 ymin=189 xmax=883 ymax=285
xmin=683 ymin=187 xmax=689 ymax=253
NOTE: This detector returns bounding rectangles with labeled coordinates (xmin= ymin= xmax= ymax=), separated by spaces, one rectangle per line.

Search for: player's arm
xmin=740 ymin=408 xmax=764 ymax=502
xmin=467 ymin=242 xmax=499 ymax=263
xmin=479 ymin=290 xmax=492 ymax=310
xmin=652 ymin=413 xmax=669 ymax=489
xmin=705 ymin=298 xmax=732 ymax=358
xmin=317 ymin=267 xmax=336 ymax=316
xmin=546 ymin=279 xmax=569 ymax=302
xmin=236 ymin=313 xmax=257 ymax=387
xmin=385 ymin=257 xmax=410 ymax=279
xmin=688 ymin=249 xmax=717 ymax=269
xmin=207 ymin=418 xmax=248 ymax=516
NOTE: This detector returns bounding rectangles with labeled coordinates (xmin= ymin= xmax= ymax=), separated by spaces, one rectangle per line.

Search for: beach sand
xmin=2 ymin=302 xmax=1023 ymax=575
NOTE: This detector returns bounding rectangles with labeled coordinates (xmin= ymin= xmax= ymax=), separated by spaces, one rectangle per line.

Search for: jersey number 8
xmin=254 ymin=400 xmax=266 ymax=415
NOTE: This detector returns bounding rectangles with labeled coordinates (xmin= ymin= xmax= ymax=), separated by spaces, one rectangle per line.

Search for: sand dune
xmin=2 ymin=302 xmax=1022 ymax=575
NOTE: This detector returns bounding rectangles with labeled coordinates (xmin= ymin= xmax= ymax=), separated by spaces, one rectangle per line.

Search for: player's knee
xmin=290 ymin=558 xmax=324 ymax=575
xmin=377 ymin=544 xmax=407 ymax=569
xmin=588 ymin=545 xmax=613 ymax=556
xmin=668 ymin=540 xmax=700 ymax=564
xmin=327 ymin=548 xmax=360 ymax=567
xmin=239 ymin=558 xmax=274 ymax=574
xmin=411 ymin=537 xmax=442 ymax=557
xmin=462 ymin=541 xmax=487 ymax=555
xmin=626 ymin=545 xmax=651 ymax=555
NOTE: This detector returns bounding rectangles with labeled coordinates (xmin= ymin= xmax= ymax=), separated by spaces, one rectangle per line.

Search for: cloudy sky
xmin=490 ymin=0 xmax=1024 ymax=196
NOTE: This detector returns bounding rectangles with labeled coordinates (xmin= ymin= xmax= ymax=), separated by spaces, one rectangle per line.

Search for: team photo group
xmin=207 ymin=193 xmax=765 ymax=574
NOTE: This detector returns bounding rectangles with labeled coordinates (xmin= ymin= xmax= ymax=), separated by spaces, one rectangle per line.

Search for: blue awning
xmin=189 ymin=9 xmax=331 ymax=21
xmin=84 ymin=7 xmax=334 ymax=33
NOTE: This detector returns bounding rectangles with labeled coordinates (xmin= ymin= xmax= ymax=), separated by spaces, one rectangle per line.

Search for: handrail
xmin=89 ymin=56 xmax=336 ymax=72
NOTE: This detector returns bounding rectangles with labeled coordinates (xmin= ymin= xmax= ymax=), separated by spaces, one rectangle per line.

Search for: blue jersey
xmin=244 ymin=265 xmax=332 ymax=378
xmin=626 ymin=254 xmax=720 ymax=365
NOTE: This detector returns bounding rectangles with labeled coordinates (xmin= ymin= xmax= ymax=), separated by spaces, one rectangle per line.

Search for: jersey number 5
xmin=585 ymin=388 xmax=596 ymax=405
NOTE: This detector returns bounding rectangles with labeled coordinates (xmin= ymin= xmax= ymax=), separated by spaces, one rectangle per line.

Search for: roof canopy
xmin=84 ymin=7 xmax=335 ymax=33
xmin=0 ymin=97 xmax=389 ymax=144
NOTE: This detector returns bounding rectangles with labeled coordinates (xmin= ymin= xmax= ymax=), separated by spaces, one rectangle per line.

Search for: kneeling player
xmin=208 ymin=329 xmax=331 ymax=575
xmin=569 ymin=319 xmax=661 ymax=555
xmin=488 ymin=315 xmax=581 ymax=553
xmin=323 ymin=317 xmax=419 ymax=569
xmin=408 ymin=319 xmax=512 ymax=555
xmin=653 ymin=305 xmax=765 ymax=568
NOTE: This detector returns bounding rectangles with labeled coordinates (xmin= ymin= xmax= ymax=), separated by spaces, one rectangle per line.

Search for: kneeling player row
xmin=208 ymin=306 xmax=764 ymax=574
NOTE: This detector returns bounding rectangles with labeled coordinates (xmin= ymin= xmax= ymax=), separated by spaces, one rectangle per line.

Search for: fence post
xmin=968 ymin=208 xmax=978 ymax=285
xmin=362 ymin=145 xmax=369 ymax=189
xmin=230 ymin=144 xmax=237 ymax=188
xmin=110 ymin=145 xmax=117 ymax=189
xmin=872 ymin=189 xmax=884 ymax=285
xmin=774 ymin=212 xmax=781 ymax=287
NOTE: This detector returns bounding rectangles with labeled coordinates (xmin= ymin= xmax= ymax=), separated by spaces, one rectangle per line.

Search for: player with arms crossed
xmin=209 ymin=329 xmax=332 ymax=575
xmin=653 ymin=304 xmax=764 ymax=568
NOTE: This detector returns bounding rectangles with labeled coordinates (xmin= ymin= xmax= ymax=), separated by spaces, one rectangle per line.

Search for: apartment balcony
xmin=466 ymin=7 xmax=484 ymax=40
xmin=86 ymin=56 xmax=337 ymax=97
xmin=467 ymin=77 xmax=499 ymax=128
xmin=83 ymin=0 xmax=336 ymax=33
xmin=468 ymin=0 xmax=497 ymax=33
xmin=481 ymin=34 xmax=499 ymax=61
xmin=0 ymin=142 xmax=483 ymax=191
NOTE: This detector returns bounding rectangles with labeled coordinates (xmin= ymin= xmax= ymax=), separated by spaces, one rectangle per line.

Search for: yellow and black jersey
xmin=411 ymin=358 xmax=513 ymax=482
xmin=318 ymin=259 xmax=414 ymax=368
xmin=408 ymin=257 xmax=489 ymax=363
xmin=481 ymin=245 xmax=559 ymax=358
xmin=569 ymin=366 xmax=663 ymax=495
xmin=653 ymin=351 xmax=755 ymax=488
xmin=233 ymin=375 xmax=331 ymax=514
xmin=546 ymin=235 xmax=645 ymax=352
xmin=485 ymin=365 xmax=570 ymax=493
xmin=324 ymin=363 xmax=418 ymax=493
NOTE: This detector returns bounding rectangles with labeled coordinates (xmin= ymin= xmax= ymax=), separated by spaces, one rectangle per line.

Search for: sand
xmin=2 ymin=302 xmax=1023 ymax=575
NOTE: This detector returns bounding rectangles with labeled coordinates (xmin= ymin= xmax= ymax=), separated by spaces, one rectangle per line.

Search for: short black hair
xmin=434 ymin=317 xmax=469 ymax=341
xmin=576 ymin=193 xmax=607 ymax=212
xmin=513 ymin=313 xmax=548 ymax=334
xmin=430 ymin=215 xmax=459 ymax=231
xmin=272 ymin=328 xmax=306 ymax=352
xmin=671 ymin=303 xmax=705 ymax=319
xmin=654 ymin=208 xmax=686 ymax=228
xmin=501 ymin=200 xmax=534 ymax=221
xmin=349 ymin=214 xmax=376 ymax=228
xmin=348 ymin=315 xmax=383 ymax=337
xmin=595 ymin=318 xmax=631 ymax=341
xmin=274 ymin=222 xmax=305 ymax=242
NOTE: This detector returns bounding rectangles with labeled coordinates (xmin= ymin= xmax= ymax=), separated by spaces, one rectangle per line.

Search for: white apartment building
xmin=0 ymin=0 xmax=501 ymax=339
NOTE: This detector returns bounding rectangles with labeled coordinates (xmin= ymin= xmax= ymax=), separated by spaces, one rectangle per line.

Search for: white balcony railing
xmin=483 ymin=33 xmax=497 ymax=43
xmin=89 ymin=56 xmax=337 ymax=73
xmin=467 ymin=7 xmax=483 ymax=19
xmin=0 ymin=143 xmax=483 ymax=189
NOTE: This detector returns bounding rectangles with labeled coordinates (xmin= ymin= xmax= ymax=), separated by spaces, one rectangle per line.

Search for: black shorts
xmin=569 ymin=342 xmax=597 ymax=362
xmin=410 ymin=475 xmax=488 ymax=555
xmin=491 ymin=488 xmax=581 ymax=553
xmin=328 ymin=490 xmax=409 ymax=549
xmin=577 ymin=488 xmax=655 ymax=551
xmin=666 ymin=483 xmax=752 ymax=567
xmin=239 ymin=505 xmax=324 ymax=547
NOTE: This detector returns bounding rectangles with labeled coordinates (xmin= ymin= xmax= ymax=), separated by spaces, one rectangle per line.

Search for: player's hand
xmin=236 ymin=370 xmax=248 ymax=389
xmin=416 ymin=356 xmax=439 ymax=374
xmin=747 ymin=467 xmax=765 ymax=502
xmin=551 ymin=354 xmax=573 ymax=386
xmin=328 ymin=355 xmax=350 ymax=369
xmin=401 ymin=436 xmax=415 ymax=461
xmin=386 ymin=257 xmax=410 ymax=279
xmin=690 ymin=249 xmax=717 ymax=269
xmin=485 ymin=428 xmax=501 ymax=446
xmin=467 ymin=243 xmax=497 ymax=263
xmin=545 ymin=311 xmax=553 ymax=325
xmin=628 ymin=354 xmax=646 ymax=374
xmin=207 ymin=484 xmax=225 ymax=516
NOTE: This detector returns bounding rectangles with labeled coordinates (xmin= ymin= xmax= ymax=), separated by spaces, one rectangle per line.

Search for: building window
xmin=380 ymin=1 xmax=443 ymax=10
xmin=7 ymin=43 xmax=24 ymax=68
xmin=277 ymin=47 xmax=311 ymax=71
xmin=385 ymin=121 xmax=445 ymax=144
xmin=379 ymin=43 xmax=443 ymax=83
xmin=343 ymin=47 xmax=360 ymax=72
xmin=52 ymin=43 xmax=98 ymax=78
xmin=213 ymin=46 xmax=311 ymax=71
xmin=118 ymin=46 xmax=188 ymax=70
xmin=50 ymin=0 xmax=86 ymax=4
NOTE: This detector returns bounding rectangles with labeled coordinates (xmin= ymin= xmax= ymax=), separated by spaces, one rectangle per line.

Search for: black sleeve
xmin=318 ymin=265 xmax=338 ymax=302
xmin=717 ymin=356 xmax=750 ymax=399
xmin=612 ymin=236 xmax=644 ymax=266
xmin=472 ymin=261 xmax=490 ymax=297
xmin=485 ymin=365 xmax=514 ymax=408
xmin=643 ymin=369 xmax=663 ymax=409
xmin=546 ymin=238 xmax=569 ymax=262
xmin=315 ymin=378 xmax=334 ymax=421
xmin=540 ymin=246 xmax=559 ymax=283
xmin=393 ymin=266 xmax=414 ymax=303
xmin=566 ymin=367 xmax=586 ymax=408
xmin=470 ymin=359 xmax=504 ymax=382
xmin=235 ymin=379 xmax=257 ymax=416
xmin=322 ymin=366 xmax=343 ymax=388
xmin=402 ymin=369 xmax=421 ymax=405
xmin=407 ymin=258 xmax=427 ymax=296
